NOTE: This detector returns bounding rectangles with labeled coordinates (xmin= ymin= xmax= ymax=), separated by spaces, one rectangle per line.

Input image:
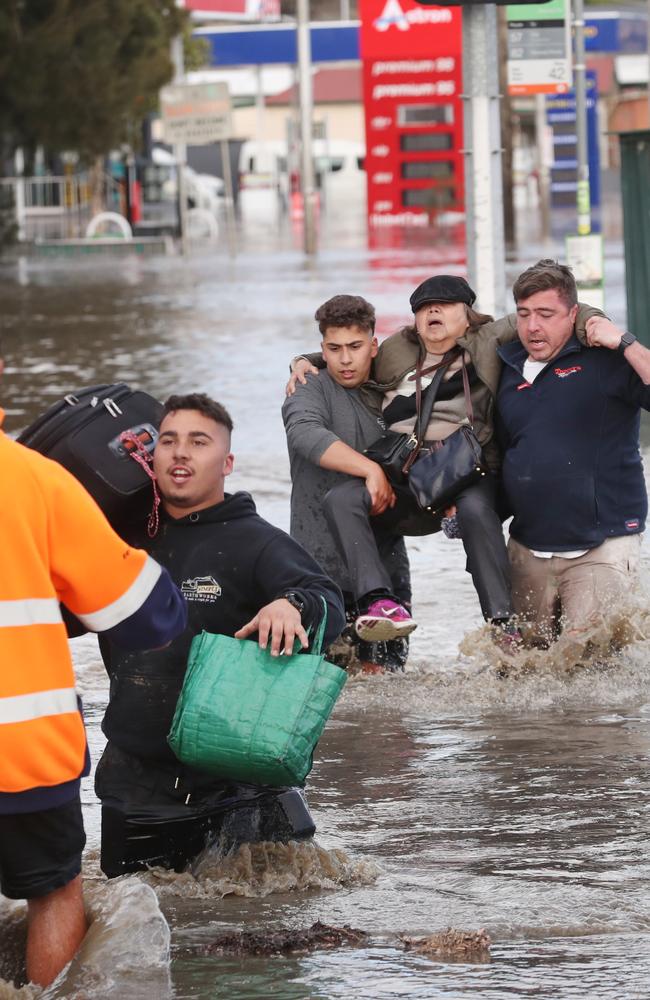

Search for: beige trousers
xmin=508 ymin=534 xmax=642 ymax=642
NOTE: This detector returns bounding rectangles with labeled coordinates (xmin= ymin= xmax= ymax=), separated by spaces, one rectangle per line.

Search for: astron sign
xmin=373 ymin=0 xmax=453 ymax=32
xmin=361 ymin=0 xmax=460 ymax=60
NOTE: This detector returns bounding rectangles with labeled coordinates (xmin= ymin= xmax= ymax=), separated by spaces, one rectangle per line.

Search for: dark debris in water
xmin=195 ymin=922 xmax=492 ymax=963
xmin=198 ymin=921 xmax=368 ymax=956
xmin=401 ymin=927 xmax=492 ymax=963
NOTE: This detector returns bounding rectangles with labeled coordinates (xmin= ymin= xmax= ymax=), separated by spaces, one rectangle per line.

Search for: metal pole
xmin=255 ymin=65 xmax=266 ymax=148
xmin=573 ymin=0 xmax=590 ymax=235
xmin=462 ymin=4 xmax=506 ymax=318
xmin=296 ymin=0 xmax=317 ymax=256
xmin=220 ymin=138 xmax=237 ymax=257
xmin=535 ymin=94 xmax=551 ymax=243
xmin=646 ymin=0 xmax=650 ymax=128
xmin=171 ymin=33 xmax=189 ymax=255
xmin=14 ymin=148 xmax=26 ymax=242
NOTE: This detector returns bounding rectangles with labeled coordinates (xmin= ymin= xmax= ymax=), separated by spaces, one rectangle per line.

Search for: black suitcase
xmin=18 ymin=383 xmax=163 ymax=532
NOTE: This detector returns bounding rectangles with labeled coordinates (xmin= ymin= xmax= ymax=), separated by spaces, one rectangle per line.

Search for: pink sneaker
xmin=355 ymin=599 xmax=417 ymax=641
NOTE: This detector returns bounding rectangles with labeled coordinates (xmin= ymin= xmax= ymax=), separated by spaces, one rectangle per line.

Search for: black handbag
xmin=407 ymin=356 xmax=489 ymax=513
xmin=364 ymin=356 xmax=450 ymax=484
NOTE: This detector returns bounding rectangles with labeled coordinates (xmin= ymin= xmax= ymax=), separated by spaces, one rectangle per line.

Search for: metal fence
xmin=0 ymin=172 xmax=123 ymax=241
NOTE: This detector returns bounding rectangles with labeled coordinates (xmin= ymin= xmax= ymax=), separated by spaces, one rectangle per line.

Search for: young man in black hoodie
xmin=96 ymin=393 xmax=345 ymax=877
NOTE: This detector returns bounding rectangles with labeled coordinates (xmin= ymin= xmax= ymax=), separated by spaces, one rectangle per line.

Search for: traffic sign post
xmin=410 ymin=0 xmax=552 ymax=311
xmin=566 ymin=232 xmax=604 ymax=309
xmin=572 ymin=0 xmax=590 ymax=235
xmin=461 ymin=3 xmax=506 ymax=317
xmin=169 ymin=37 xmax=189 ymax=255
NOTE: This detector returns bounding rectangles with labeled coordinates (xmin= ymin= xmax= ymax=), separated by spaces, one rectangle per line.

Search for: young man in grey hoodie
xmin=282 ymin=295 xmax=414 ymax=671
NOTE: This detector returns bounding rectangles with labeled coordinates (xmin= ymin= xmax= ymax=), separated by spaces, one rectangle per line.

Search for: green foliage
xmin=184 ymin=29 xmax=211 ymax=72
xmin=0 ymin=0 xmax=188 ymax=162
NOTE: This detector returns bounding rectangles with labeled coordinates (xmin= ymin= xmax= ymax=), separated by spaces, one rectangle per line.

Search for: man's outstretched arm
xmin=49 ymin=462 xmax=187 ymax=650
xmin=235 ymin=534 xmax=346 ymax=655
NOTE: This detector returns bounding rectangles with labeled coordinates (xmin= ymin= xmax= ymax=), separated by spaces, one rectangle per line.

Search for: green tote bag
xmin=167 ymin=601 xmax=346 ymax=787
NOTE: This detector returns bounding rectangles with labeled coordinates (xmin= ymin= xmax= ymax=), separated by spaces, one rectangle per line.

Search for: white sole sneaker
xmin=355 ymin=615 xmax=418 ymax=642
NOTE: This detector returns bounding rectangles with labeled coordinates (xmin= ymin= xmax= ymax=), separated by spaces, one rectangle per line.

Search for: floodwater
xmin=1 ymin=209 xmax=650 ymax=999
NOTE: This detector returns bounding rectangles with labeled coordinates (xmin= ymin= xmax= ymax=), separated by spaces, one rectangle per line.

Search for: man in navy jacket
xmin=496 ymin=259 xmax=650 ymax=643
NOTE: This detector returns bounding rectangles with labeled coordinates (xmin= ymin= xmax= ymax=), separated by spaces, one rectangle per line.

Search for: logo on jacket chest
xmin=516 ymin=364 xmax=583 ymax=390
xmin=181 ymin=575 xmax=222 ymax=602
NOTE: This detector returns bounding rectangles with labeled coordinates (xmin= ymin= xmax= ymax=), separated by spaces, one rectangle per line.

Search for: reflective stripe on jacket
xmin=0 ymin=413 xmax=161 ymax=796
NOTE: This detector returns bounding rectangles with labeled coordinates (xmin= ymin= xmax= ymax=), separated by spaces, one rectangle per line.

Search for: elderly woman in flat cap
xmin=286 ymin=274 xmax=595 ymax=652
xmin=368 ymin=274 xmax=516 ymax=640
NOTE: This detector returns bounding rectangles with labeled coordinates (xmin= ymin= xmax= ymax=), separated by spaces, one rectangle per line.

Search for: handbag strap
xmin=310 ymin=596 xmax=329 ymax=655
xmin=459 ymin=353 xmax=475 ymax=426
xmin=403 ymin=351 xmax=457 ymax=473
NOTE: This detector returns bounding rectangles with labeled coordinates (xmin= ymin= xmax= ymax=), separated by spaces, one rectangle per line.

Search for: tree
xmin=0 ymin=0 xmax=188 ymax=164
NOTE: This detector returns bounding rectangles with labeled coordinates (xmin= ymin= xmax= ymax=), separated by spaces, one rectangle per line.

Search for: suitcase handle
xmin=103 ymin=398 xmax=123 ymax=418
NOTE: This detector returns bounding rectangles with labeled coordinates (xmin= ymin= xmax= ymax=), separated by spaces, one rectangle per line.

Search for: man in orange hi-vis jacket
xmin=0 ymin=356 xmax=187 ymax=988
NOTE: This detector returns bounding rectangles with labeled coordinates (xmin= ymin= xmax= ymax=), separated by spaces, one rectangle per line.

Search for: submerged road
xmin=1 ymin=229 xmax=649 ymax=998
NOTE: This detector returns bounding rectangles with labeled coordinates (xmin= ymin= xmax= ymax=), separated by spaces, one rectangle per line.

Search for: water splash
xmin=336 ymin=602 xmax=650 ymax=716
xmin=0 ymin=983 xmax=34 ymax=1000
xmin=0 ymin=880 xmax=170 ymax=999
xmin=140 ymin=839 xmax=381 ymax=900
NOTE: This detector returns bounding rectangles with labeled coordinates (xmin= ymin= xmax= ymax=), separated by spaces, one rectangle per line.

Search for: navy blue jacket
xmin=496 ymin=334 xmax=650 ymax=551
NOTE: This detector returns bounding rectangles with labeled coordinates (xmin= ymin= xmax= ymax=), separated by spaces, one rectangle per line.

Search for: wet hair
xmin=315 ymin=295 xmax=375 ymax=336
xmin=162 ymin=393 xmax=233 ymax=434
xmin=401 ymin=304 xmax=494 ymax=348
xmin=513 ymin=258 xmax=578 ymax=309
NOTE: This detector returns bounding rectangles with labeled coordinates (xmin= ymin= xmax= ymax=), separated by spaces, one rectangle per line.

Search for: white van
xmin=238 ymin=138 xmax=365 ymax=210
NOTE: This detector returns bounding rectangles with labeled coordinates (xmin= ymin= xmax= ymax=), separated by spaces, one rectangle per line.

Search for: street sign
xmin=160 ymin=82 xmax=232 ymax=146
xmin=506 ymin=0 xmax=571 ymax=95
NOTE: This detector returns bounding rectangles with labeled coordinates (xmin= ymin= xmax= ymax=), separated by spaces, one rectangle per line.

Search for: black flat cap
xmin=410 ymin=275 xmax=477 ymax=312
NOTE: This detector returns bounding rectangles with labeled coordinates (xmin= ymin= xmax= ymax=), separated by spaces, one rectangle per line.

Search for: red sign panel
xmin=182 ymin=0 xmax=280 ymax=17
xmin=360 ymin=0 xmax=463 ymax=228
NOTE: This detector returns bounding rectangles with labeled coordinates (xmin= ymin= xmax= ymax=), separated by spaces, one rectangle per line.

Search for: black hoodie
xmin=100 ymin=491 xmax=345 ymax=763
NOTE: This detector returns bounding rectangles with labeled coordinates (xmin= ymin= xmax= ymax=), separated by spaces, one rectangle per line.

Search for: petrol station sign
xmin=359 ymin=0 xmax=463 ymax=227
